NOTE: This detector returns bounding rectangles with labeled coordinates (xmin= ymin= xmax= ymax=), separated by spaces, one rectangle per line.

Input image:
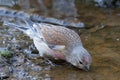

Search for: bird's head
xmin=66 ymin=45 xmax=92 ymax=71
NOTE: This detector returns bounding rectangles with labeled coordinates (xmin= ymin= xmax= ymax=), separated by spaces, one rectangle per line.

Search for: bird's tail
xmin=23 ymin=18 xmax=45 ymax=41
xmin=3 ymin=21 xmax=28 ymax=32
xmin=3 ymin=18 xmax=44 ymax=40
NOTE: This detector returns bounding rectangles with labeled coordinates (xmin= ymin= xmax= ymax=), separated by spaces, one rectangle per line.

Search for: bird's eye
xmin=79 ymin=61 xmax=83 ymax=64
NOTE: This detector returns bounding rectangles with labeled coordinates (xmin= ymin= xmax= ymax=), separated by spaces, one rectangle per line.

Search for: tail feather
xmin=4 ymin=19 xmax=45 ymax=41
xmin=23 ymin=18 xmax=37 ymax=33
xmin=3 ymin=21 xmax=28 ymax=32
xmin=3 ymin=21 xmax=35 ymax=38
xmin=23 ymin=18 xmax=46 ymax=42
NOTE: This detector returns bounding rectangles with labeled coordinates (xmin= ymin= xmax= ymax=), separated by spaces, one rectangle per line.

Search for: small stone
xmin=0 ymin=66 xmax=10 ymax=79
xmin=116 ymin=38 xmax=119 ymax=41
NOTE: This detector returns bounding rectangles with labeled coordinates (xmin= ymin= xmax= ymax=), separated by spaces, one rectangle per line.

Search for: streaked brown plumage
xmin=41 ymin=24 xmax=81 ymax=46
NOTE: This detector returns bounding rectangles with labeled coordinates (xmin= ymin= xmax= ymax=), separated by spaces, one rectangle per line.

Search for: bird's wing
xmin=48 ymin=44 xmax=66 ymax=51
xmin=23 ymin=20 xmax=66 ymax=52
xmin=38 ymin=23 xmax=82 ymax=47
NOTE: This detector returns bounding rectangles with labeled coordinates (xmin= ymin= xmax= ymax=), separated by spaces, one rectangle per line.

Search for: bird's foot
xmin=25 ymin=53 xmax=39 ymax=59
xmin=44 ymin=58 xmax=56 ymax=66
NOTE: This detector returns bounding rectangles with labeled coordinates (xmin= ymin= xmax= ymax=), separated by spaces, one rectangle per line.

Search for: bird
xmin=4 ymin=18 xmax=92 ymax=71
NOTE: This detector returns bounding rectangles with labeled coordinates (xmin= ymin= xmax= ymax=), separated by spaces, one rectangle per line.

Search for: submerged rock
xmin=94 ymin=0 xmax=120 ymax=8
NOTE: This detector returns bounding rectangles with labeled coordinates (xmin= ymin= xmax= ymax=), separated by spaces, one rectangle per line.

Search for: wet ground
xmin=0 ymin=0 xmax=120 ymax=80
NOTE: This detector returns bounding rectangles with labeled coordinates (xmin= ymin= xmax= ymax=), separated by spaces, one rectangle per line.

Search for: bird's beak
xmin=84 ymin=65 xmax=90 ymax=71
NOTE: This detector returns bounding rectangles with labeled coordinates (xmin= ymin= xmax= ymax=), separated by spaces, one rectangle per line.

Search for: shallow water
xmin=0 ymin=0 xmax=120 ymax=80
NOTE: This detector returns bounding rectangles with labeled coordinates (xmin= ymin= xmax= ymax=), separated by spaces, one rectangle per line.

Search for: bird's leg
xmin=44 ymin=58 xmax=55 ymax=66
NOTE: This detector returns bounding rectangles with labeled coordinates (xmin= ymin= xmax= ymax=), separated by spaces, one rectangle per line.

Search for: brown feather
xmin=40 ymin=24 xmax=82 ymax=48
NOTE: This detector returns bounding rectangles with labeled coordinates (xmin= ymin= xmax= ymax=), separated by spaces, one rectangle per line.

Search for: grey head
xmin=66 ymin=45 xmax=92 ymax=71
